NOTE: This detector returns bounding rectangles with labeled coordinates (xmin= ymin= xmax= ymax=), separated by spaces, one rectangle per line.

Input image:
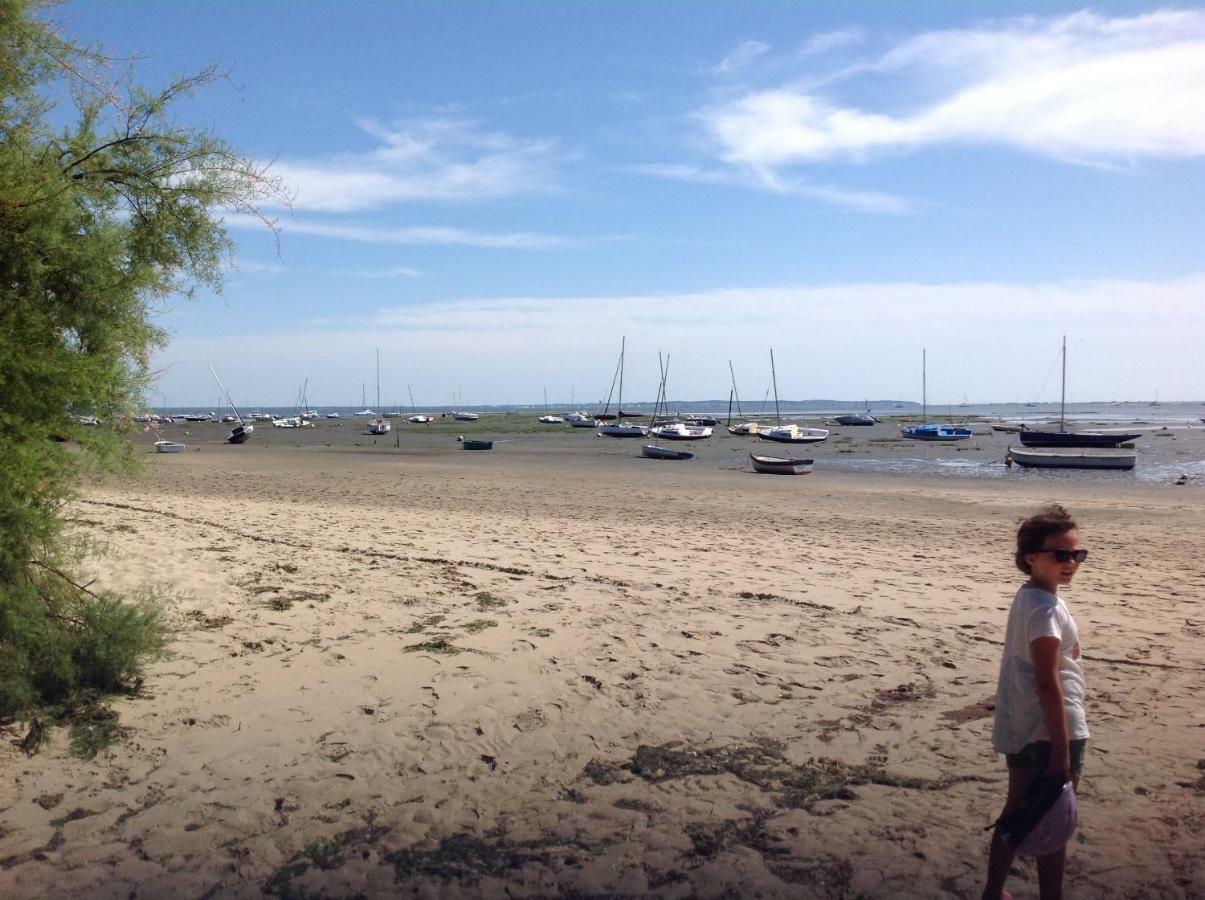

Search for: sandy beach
xmin=2 ymin=429 xmax=1202 ymax=898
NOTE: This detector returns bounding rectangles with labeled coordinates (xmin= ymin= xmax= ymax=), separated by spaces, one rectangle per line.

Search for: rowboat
xmin=1006 ymin=446 xmax=1136 ymax=470
xmin=749 ymin=452 xmax=813 ymax=475
xmin=154 ymin=440 xmax=186 ymax=453
xmin=462 ymin=439 xmax=493 ymax=451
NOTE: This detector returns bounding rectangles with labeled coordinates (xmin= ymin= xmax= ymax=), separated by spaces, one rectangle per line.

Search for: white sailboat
xmin=758 ymin=349 xmax=829 ymax=444
xmin=367 ymin=350 xmax=391 ymax=434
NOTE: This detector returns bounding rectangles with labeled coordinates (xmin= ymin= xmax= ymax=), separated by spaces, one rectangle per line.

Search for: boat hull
xmin=901 ymin=424 xmax=973 ymax=441
xmin=1007 ymin=446 xmax=1136 ymax=470
xmin=641 ymin=445 xmax=693 ymax=461
xmin=154 ymin=441 xmax=186 ymax=453
xmin=749 ymin=453 xmax=813 ymax=475
xmin=834 ymin=415 xmax=875 ymax=426
xmin=1018 ymin=431 xmax=1141 ymax=448
xmin=598 ymin=424 xmax=649 ymax=438
xmin=462 ymin=439 xmax=493 ymax=450
xmin=758 ymin=431 xmax=828 ymax=444
xmin=227 ymin=425 xmax=253 ymax=444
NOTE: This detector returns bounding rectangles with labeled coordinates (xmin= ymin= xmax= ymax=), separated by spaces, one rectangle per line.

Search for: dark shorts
xmin=1006 ymin=739 xmax=1087 ymax=778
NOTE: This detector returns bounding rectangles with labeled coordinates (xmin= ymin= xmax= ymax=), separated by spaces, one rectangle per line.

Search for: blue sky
xmin=56 ymin=2 xmax=1205 ymax=407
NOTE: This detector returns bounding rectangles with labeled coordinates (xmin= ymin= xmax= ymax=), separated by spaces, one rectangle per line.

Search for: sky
xmin=53 ymin=1 xmax=1205 ymax=407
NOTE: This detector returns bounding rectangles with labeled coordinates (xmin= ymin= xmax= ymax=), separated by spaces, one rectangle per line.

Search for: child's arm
xmin=1031 ymin=635 xmax=1071 ymax=780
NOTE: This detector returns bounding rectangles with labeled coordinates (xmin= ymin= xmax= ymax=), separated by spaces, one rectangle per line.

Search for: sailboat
xmin=406 ymin=386 xmax=433 ymax=424
xmin=355 ymin=383 xmax=373 ymax=417
xmin=207 ymin=364 xmax=253 ymax=444
xmin=758 ymin=349 xmax=829 ymax=444
xmin=834 ymin=400 xmax=877 ymax=427
xmin=598 ymin=337 xmax=648 ymax=437
xmin=900 ymin=350 xmax=972 ymax=441
xmin=367 ymin=350 xmax=391 ymax=434
xmin=727 ymin=361 xmax=762 ymax=435
xmin=538 ymin=387 xmax=564 ymax=424
xmin=643 ymin=354 xmax=693 ymax=460
xmin=1019 ymin=337 xmax=1141 ymax=448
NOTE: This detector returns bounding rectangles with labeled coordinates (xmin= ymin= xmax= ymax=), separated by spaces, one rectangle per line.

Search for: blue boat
xmin=901 ymin=423 xmax=973 ymax=441
xmin=900 ymin=350 xmax=972 ymax=442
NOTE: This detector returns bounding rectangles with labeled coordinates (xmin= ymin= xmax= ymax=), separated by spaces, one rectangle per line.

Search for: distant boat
xmin=757 ymin=349 xmax=829 ymax=444
xmin=642 ymin=353 xmax=694 ymax=460
xmin=834 ymin=404 xmax=876 ymax=426
xmin=901 ymin=349 xmax=972 ymax=442
xmin=208 ymin=363 xmax=254 ymax=445
xmin=366 ymin=349 xmax=391 ymax=434
xmin=154 ymin=440 xmax=186 ymax=453
xmin=599 ymin=337 xmax=649 ymax=437
xmin=990 ymin=422 xmax=1025 ymax=433
xmin=451 ymin=411 xmax=479 ymax=421
xmin=749 ymin=452 xmax=813 ymax=475
xmin=405 ymin=386 xmax=432 ymax=423
xmin=462 ymin=438 xmax=493 ymax=451
xmin=538 ymin=415 xmax=565 ymax=424
xmin=1006 ymin=445 xmax=1136 ymax=470
xmin=566 ymin=412 xmax=597 ymax=428
xmin=684 ymin=415 xmax=718 ymax=427
xmin=1019 ymin=338 xmax=1142 ymax=448
xmin=325 ymin=412 xmax=341 ymax=419
xmin=650 ymin=422 xmax=712 ymax=440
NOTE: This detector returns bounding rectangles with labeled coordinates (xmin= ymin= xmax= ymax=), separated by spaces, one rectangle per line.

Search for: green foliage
xmin=0 ymin=1 xmax=285 ymax=724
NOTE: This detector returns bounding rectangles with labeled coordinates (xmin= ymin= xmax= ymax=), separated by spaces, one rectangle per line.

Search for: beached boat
xmin=728 ymin=421 xmax=762 ymax=435
xmin=641 ymin=354 xmax=693 ymax=460
xmin=599 ymin=337 xmax=649 ymax=437
xmin=208 ymin=363 xmax=254 ymax=445
xmin=757 ymin=349 xmax=829 ymax=444
xmin=566 ymin=412 xmax=597 ymax=427
xmin=538 ymin=415 xmax=565 ymax=424
xmin=1006 ymin=445 xmax=1136 ymax=470
xmin=365 ymin=351 xmax=391 ymax=434
xmin=451 ymin=411 xmax=479 ymax=421
xmin=642 ymin=445 xmax=694 ymax=460
xmin=749 ymin=452 xmax=813 ymax=475
xmin=325 ymin=412 xmax=341 ymax=419
xmin=462 ymin=438 xmax=493 ymax=451
xmin=650 ymin=422 xmax=712 ymax=440
xmin=901 ymin=349 xmax=972 ymax=441
xmin=759 ymin=423 xmax=830 ymax=444
xmin=154 ymin=440 xmax=186 ymax=453
xmin=684 ymin=415 xmax=719 ymax=427
xmin=990 ymin=422 xmax=1025 ymax=433
xmin=834 ymin=413 xmax=876 ymax=426
xmin=1019 ymin=338 xmax=1142 ymax=448
xmin=407 ymin=414 xmax=433 ymax=424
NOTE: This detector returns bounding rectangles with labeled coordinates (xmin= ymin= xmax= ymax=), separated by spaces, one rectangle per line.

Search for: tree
xmin=0 ymin=0 xmax=287 ymax=730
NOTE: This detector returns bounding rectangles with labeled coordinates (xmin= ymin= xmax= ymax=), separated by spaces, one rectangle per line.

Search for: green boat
xmin=462 ymin=439 xmax=493 ymax=451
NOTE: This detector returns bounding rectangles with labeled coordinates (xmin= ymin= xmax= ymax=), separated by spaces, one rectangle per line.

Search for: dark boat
xmin=1018 ymin=430 xmax=1141 ymax=448
xmin=749 ymin=452 xmax=813 ymax=475
xmin=227 ymin=423 xmax=253 ymax=444
xmin=462 ymin=439 xmax=493 ymax=450
xmin=1019 ymin=337 xmax=1141 ymax=448
xmin=834 ymin=413 xmax=876 ymax=426
xmin=642 ymin=445 xmax=693 ymax=461
xmin=684 ymin=415 xmax=718 ymax=426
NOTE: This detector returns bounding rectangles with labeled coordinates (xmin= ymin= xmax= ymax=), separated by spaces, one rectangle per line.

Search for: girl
xmin=983 ymin=504 xmax=1089 ymax=900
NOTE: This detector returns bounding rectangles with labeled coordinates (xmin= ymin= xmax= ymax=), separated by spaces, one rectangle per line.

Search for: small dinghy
xmin=1006 ymin=446 xmax=1136 ymax=470
xmin=750 ymin=452 xmax=813 ymax=475
xmin=462 ymin=438 xmax=493 ymax=451
xmin=154 ymin=440 xmax=186 ymax=453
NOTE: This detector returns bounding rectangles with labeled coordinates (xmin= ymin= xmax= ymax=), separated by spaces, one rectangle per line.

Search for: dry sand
xmin=1 ymin=437 xmax=1202 ymax=898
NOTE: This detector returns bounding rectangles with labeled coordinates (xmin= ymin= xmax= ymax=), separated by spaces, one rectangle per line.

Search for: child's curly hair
xmin=1015 ymin=504 xmax=1077 ymax=574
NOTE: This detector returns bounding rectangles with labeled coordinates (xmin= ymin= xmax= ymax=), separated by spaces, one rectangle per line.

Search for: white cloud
xmin=713 ymin=40 xmax=770 ymax=75
xmin=229 ymin=259 xmax=285 ymax=274
xmin=154 ymin=273 xmax=1205 ymax=405
xmin=223 ymin=213 xmax=585 ymax=250
xmin=702 ymin=10 xmax=1205 ymax=167
xmin=267 ymin=117 xmax=562 ymax=213
xmin=797 ymin=29 xmax=863 ymax=58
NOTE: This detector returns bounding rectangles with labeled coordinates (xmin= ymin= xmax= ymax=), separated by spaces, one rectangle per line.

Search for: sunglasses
xmin=1035 ymin=548 xmax=1088 ymax=564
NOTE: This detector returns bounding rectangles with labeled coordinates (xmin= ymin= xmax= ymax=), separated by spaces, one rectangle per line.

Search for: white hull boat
xmin=154 ymin=440 xmax=186 ymax=453
xmin=1006 ymin=445 xmax=1136 ymax=470
xmin=749 ymin=452 xmax=813 ymax=475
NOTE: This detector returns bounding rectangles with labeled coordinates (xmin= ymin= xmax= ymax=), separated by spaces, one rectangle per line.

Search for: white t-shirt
xmin=991 ymin=584 xmax=1089 ymax=754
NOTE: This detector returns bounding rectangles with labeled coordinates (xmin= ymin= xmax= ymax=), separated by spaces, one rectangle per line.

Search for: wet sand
xmin=1 ymin=433 xmax=1202 ymax=898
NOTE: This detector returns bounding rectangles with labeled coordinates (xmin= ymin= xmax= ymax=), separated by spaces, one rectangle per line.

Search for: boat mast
xmin=728 ymin=360 xmax=744 ymax=421
xmin=727 ymin=389 xmax=733 ymax=427
xmin=922 ymin=348 xmax=927 ymax=423
xmin=617 ymin=336 xmax=625 ymax=422
xmin=375 ymin=348 xmax=381 ymax=413
xmin=1060 ymin=334 xmax=1066 ymax=432
xmin=770 ymin=348 xmax=782 ymax=425
xmin=207 ymin=363 xmax=244 ymax=424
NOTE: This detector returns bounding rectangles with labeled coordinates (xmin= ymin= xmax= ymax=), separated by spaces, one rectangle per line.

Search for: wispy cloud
xmin=267 ymin=117 xmax=563 ymax=213
xmin=713 ymin=40 xmax=770 ymax=75
xmin=628 ymin=163 xmax=909 ymax=213
xmin=702 ymin=10 xmax=1205 ymax=168
xmin=223 ymin=213 xmax=587 ymax=250
xmin=797 ymin=29 xmax=863 ymax=58
xmin=228 ymin=259 xmax=285 ymax=274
